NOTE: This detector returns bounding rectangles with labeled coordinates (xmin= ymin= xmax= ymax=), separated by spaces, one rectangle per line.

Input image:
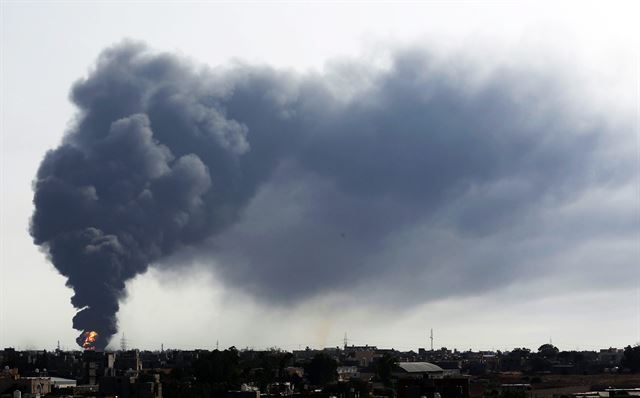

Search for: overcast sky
xmin=1 ymin=1 xmax=639 ymax=352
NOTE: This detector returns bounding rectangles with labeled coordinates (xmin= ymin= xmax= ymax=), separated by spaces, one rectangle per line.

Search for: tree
xmin=305 ymin=353 xmax=338 ymax=386
xmin=501 ymin=348 xmax=530 ymax=372
xmin=530 ymin=345 xmax=558 ymax=373
xmin=375 ymin=353 xmax=398 ymax=387
xmin=622 ymin=345 xmax=640 ymax=372
xmin=241 ymin=350 xmax=294 ymax=390
xmin=537 ymin=344 xmax=559 ymax=359
xmin=324 ymin=380 xmax=371 ymax=398
xmin=193 ymin=347 xmax=241 ymax=390
xmin=509 ymin=348 xmax=531 ymax=359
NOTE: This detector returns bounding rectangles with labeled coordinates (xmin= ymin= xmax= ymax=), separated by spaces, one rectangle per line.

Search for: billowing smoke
xmin=30 ymin=41 xmax=631 ymax=349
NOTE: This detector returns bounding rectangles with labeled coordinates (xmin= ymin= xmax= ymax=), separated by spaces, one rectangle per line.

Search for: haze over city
xmin=1 ymin=1 xmax=639 ymax=354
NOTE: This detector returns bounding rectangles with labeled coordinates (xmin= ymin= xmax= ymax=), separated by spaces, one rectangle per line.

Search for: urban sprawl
xmin=2 ymin=343 xmax=640 ymax=398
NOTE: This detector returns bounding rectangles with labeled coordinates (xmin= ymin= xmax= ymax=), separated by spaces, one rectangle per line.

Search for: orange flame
xmin=82 ymin=330 xmax=99 ymax=350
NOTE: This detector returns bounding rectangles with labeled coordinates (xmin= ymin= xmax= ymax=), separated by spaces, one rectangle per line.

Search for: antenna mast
xmin=430 ymin=329 xmax=434 ymax=351
xmin=120 ymin=333 xmax=128 ymax=351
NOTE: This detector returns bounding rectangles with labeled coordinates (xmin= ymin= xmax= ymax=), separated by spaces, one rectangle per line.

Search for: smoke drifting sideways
xmin=30 ymin=41 xmax=628 ymax=349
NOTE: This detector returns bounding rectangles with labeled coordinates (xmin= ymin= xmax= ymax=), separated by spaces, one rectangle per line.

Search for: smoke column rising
xmin=30 ymin=41 xmax=628 ymax=349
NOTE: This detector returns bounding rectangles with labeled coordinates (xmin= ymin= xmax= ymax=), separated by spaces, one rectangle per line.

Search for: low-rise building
xmin=394 ymin=362 xmax=444 ymax=379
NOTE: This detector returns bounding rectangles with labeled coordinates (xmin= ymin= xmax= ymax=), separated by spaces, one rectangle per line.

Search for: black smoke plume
xmin=31 ymin=41 xmax=627 ymax=349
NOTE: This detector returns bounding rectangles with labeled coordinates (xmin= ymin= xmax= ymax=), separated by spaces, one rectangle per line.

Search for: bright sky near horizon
xmin=1 ymin=1 xmax=639 ymax=352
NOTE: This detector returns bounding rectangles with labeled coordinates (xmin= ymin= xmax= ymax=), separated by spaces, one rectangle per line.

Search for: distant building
xmin=267 ymin=382 xmax=294 ymax=396
xmin=337 ymin=366 xmax=359 ymax=381
xmin=394 ymin=362 xmax=444 ymax=379
xmin=50 ymin=376 xmax=77 ymax=389
xmin=344 ymin=346 xmax=379 ymax=368
xmin=99 ymin=373 xmax=162 ymax=398
xmin=292 ymin=348 xmax=320 ymax=363
xmin=434 ymin=361 xmax=462 ymax=377
xmin=397 ymin=377 xmax=469 ymax=398
xmin=0 ymin=373 xmax=51 ymax=397
xmin=80 ymin=350 xmax=113 ymax=385
xmin=117 ymin=350 xmax=143 ymax=372
xmin=598 ymin=348 xmax=623 ymax=366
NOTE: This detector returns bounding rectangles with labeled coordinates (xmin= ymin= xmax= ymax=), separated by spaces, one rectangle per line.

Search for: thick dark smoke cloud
xmin=31 ymin=41 xmax=632 ymax=348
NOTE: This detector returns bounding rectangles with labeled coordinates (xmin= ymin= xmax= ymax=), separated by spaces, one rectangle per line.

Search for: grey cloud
xmin=31 ymin=41 xmax=634 ymax=348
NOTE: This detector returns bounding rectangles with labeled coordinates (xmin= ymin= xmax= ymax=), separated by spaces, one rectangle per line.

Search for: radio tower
xmin=120 ymin=333 xmax=128 ymax=351
xmin=343 ymin=332 xmax=348 ymax=349
xmin=430 ymin=329 xmax=434 ymax=351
